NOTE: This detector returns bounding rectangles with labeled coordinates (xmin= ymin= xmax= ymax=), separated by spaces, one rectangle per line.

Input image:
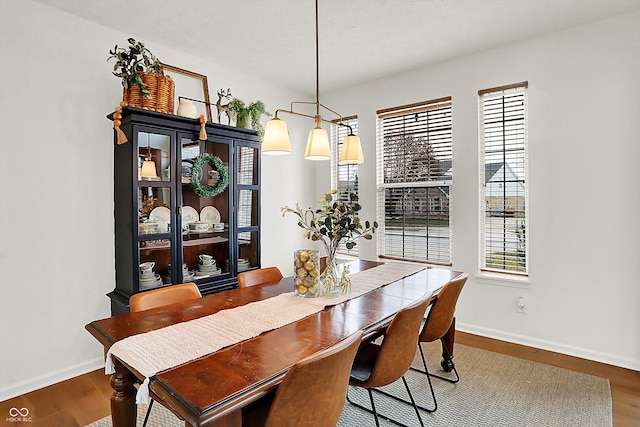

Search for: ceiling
xmin=33 ymin=0 xmax=640 ymax=97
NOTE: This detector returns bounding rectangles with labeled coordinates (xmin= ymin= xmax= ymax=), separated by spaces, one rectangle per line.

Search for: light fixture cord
xmin=315 ymin=0 xmax=320 ymax=124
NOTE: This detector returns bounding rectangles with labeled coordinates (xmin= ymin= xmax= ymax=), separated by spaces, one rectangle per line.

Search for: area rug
xmin=86 ymin=342 xmax=612 ymax=427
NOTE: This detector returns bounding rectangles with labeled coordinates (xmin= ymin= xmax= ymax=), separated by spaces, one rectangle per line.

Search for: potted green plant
xmin=227 ymin=98 xmax=271 ymax=139
xmin=108 ymin=38 xmax=162 ymax=98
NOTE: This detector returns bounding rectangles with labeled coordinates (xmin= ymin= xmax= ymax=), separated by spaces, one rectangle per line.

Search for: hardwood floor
xmin=0 ymin=369 xmax=112 ymax=426
xmin=1 ymin=332 xmax=638 ymax=426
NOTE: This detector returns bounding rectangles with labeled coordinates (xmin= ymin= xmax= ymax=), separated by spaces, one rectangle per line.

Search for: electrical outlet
xmin=516 ymin=296 xmax=527 ymax=313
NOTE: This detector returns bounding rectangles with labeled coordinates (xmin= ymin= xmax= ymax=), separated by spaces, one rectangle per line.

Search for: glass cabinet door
xmin=136 ymin=130 xmax=173 ymax=291
xmin=236 ymin=144 xmax=260 ymax=273
xmin=179 ymin=135 xmax=231 ymax=283
xmin=137 ymin=131 xmax=172 ymax=182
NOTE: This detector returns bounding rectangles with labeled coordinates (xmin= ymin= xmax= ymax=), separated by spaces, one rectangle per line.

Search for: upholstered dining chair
xmin=411 ymin=272 xmax=469 ymax=412
xmin=129 ymin=282 xmax=202 ymax=312
xmin=237 ymin=266 xmax=283 ymax=288
xmin=128 ymin=282 xmax=202 ymax=426
xmin=242 ymin=330 xmax=364 ymax=427
xmin=347 ymin=291 xmax=434 ymax=427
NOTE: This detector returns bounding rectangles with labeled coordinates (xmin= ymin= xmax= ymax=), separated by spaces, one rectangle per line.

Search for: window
xmin=331 ymin=116 xmax=359 ymax=256
xmin=479 ymin=82 xmax=528 ymax=275
xmin=376 ymin=98 xmax=452 ymax=264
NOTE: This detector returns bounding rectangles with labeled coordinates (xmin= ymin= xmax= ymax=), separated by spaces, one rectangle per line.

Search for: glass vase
xmin=294 ymin=249 xmax=321 ymax=297
xmin=322 ymin=250 xmax=351 ymax=296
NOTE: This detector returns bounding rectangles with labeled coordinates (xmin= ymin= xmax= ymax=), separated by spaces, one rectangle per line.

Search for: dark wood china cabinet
xmin=108 ymin=108 xmax=261 ymax=315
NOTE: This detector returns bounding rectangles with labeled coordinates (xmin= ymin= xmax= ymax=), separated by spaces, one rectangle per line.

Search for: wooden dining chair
xmin=411 ymin=272 xmax=469 ymax=412
xmin=347 ymin=291 xmax=434 ymax=427
xmin=242 ymin=330 xmax=364 ymax=427
xmin=237 ymin=266 xmax=283 ymax=288
xmin=128 ymin=282 xmax=202 ymax=426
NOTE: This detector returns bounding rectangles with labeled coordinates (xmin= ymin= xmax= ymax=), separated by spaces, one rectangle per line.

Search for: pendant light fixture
xmin=261 ymin=0 xmax=364 ymax=164
xmin=140 ymin=133 xmax=158 ymax=179
xmin=140 ymin=158 xmax=158 ymax=179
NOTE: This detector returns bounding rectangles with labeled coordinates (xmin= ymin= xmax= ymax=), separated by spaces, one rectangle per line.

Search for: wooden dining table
xmin=86 ymin=260 xmax=464 ymax=426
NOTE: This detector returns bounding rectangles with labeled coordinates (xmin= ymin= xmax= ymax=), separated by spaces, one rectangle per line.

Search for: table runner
xmin=105 ymin=262 xmax=426 ymax=404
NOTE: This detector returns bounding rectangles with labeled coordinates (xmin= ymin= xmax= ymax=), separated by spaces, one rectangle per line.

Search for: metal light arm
xmin=274 ymin=105 xmax=353 ymax=133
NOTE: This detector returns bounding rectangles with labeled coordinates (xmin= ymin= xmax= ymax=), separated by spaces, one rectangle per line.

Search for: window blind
xmin=479 ymin=82 xmax=528 ymax=275
xmin=331 ymin=116 xmax=359 ymax=256
xmin=237 ymin=146 xmax=254 ymax=229
xmin=376 ymin=98 xmax=452 ymax=264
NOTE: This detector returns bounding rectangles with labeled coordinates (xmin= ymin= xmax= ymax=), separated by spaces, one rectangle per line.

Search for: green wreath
xmin=190 ymin=153 xmax=229 ymax=197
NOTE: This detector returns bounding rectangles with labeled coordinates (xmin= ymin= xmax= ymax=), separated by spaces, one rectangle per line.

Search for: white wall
xmin=322 ymin=11 xmax=640 ymax=369
xmin=0 ymin=0 xmax=311 ymax=400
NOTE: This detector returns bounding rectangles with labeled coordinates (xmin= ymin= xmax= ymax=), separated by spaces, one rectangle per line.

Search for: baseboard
xmin=0 ymin=357 xmax=104 ymax=402
xmin=457 ymin=322 xmax=640 ymax=371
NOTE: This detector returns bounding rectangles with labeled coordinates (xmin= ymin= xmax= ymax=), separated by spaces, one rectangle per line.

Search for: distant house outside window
xmin=376 ymin=98 xmax=453 ymax=264
xmin=479 ymin=82 xmax=528 ymax=275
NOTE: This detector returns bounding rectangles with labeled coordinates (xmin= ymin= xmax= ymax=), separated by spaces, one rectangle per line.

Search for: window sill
xmin=475 ymin=271 xmax=531 ymax=288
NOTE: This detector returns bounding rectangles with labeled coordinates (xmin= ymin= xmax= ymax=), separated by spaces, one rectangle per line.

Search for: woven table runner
xmin=105 ymin=262 xmax=425 ymax=403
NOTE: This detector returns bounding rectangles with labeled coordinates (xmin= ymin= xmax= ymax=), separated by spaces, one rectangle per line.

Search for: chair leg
xmin=401 ymin=375 xmax=425 ymax=426
xmin=367 ymin=388 xmax=381 ymax=427
xmin=347 ymin=386 xmax=412 ymax=427
xmin=429 ymin=339 xmax=460 ymax=383
xmin=346 ymin=387 xmax=381 ymax=427
xmin=142 ymin=399 xmax=154 ymax=427
xmin=371 ymin=369 xmax=437 ymax=413
xmin=411 ymin=341 xmax=460 ymax=384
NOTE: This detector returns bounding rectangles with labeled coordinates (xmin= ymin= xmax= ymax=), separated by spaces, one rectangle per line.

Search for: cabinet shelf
xmin=183 ymin=235 xmax=229 ymax=247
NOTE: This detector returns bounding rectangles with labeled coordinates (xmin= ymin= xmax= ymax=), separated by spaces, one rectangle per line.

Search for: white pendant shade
xmin=304 ymin=128 xmax=331 ymax=160
xmin=262 ymin=118 xmax=292 ymax=155
xmin=140 ymin=160 xmax=158 ymax=178
xmin=339 ymin=135 xmax=364 ymax=164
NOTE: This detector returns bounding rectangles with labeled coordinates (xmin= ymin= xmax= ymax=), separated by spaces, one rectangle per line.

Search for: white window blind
xmin=376 ymin=98 xmax=452 ymax=264
xmin=479 ymin=82 xmax=528 ymax=275
xmin=331 ymin=116 xmax=359 ymax=256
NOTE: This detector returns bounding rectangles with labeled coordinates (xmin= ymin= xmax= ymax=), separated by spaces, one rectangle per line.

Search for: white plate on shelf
xmin=140 ymin=276 xmax=162 ymax=289
xmin=200 ymin=206 xmax=221 ymax=227
xmin=140 ymin=273 xmax=161 ymax=283
xmin=149 ymin=206 xmax=171 ymax=224
xmin=181 ymin=205 xmax=199 ymax=230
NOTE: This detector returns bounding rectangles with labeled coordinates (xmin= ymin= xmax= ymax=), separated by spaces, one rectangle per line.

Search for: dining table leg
xmin=440 ymin=317 xmax=456 ymax=372
xmin=109 ymin=359 xmax=137 ymax=427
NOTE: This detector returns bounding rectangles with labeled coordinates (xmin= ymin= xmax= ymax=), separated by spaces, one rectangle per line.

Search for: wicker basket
xmin=125 ymin=84 xmax=144 ymax=108
xmin=156 ymin=75 xmax=175 ymax=114
xmin=141 ymin=73 xmax=160 ymax=109
xmin=122 ymin=73 xmax=174 ymax=113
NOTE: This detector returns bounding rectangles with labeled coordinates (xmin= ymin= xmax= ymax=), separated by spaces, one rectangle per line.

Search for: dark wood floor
xmin=1 ymin=331 xmax=638 ymax=426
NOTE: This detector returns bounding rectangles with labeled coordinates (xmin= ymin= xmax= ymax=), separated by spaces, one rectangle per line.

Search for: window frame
xmin=375 ymin=97 xmax=453 ymax=265
xmin=478 ymin=82 xmax=529 ymax=277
